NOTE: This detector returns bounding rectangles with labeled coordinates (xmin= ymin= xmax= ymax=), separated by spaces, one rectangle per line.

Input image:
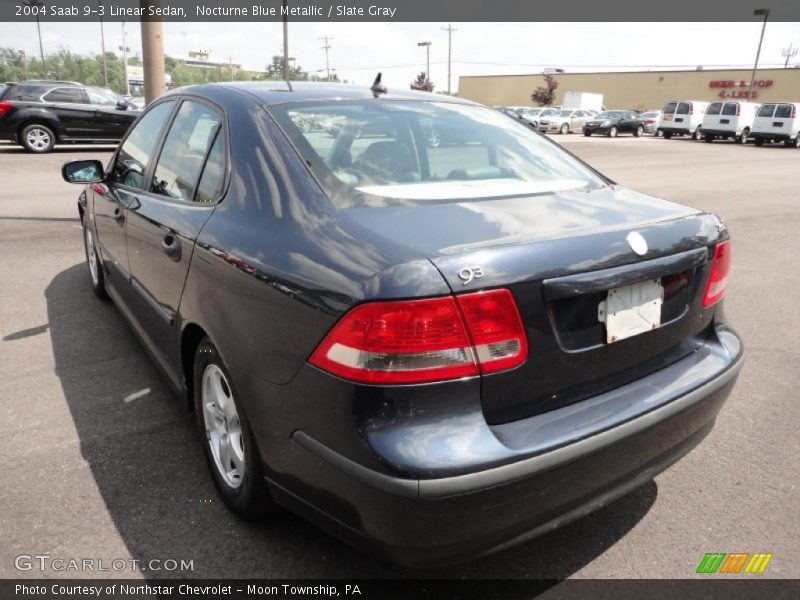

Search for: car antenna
xmin=370 ymin=72 xmax=387 ymax=98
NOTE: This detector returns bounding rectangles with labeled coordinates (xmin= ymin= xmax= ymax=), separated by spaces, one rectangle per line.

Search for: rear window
xmin=758 ymin=104 xmax=775 ymax=117
xmin=775 ymin=104 xmax=794 ymax=119
xmin=706 ymin=103 xmax=722 ymax=115
xmin=676 ymin=103 xmax=690 ymax=115
xmin=663 ymin=102 xmax=677 ymax=114
xmin=0 ymin=84 xmax=6 ymax=99
xmin=721 ymin=103 xmax=738 ymax=116
xmin=270 ymin=100 xmax=605 ymax=208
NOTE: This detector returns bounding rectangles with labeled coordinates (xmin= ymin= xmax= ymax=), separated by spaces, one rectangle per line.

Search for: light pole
xmin=23 ymin=0 xmax=46 ymax=75
xmin=119 ymin=21 xmax=130 ymax=96
xmin=748 ymin=8 xmax=770 ymax=99
xmin=99 ymin=1 xmax=109 ymax=88
xmin=417 ymin=41 xmax=431 ymax=90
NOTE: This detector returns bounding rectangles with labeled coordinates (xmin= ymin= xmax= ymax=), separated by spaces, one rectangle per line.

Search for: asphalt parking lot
xmin=1 ymin=135 xmax=798 ymax=580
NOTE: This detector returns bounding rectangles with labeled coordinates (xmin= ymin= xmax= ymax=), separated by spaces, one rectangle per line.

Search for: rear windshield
xmin=775 ymin=104 xmax=794 ymax=118
xmin=758 ymin=104 xmax=775 ymax=117
xmin=706 ymin=103 xmax=722 ymax=115
xmin=596 ymin=111 xmax=624 ymax=119
xmin=663 ymin=102 xmax=677 ymax=114
xmin=270 ymin=100 xmax=606 ymax=208
xmin=722 ymin=103 xmax=738 ymax=116
xmin=676 ymin=103 xmax=691 ymax=115
xmin=641 ymin=112 xmax=659 ymax=118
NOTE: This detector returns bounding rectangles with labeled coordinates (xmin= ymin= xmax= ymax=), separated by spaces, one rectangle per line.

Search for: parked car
xmin=640 ymin=110 xmax=662 ymax=134
xmin=701 ymin=101 xmax=759 ymax=144
xmin=538 ymin=108 xmax=594 ymax=134
xmin=0 ymin=81 xmax=140 ymax=152
xmin=751 ymin=103 xmax=800 ymax=147
xmin=61 ymin=82 xmax=742 ymax=566
xmin=657 ymin=100 xmax=709 ymax=140
xmin=583 ymin=110 xmax=646 ymax=137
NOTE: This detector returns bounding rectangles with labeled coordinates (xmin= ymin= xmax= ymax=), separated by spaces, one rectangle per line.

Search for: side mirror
xmin=116 ymin=100 xmax=129 ymax=110
xmin=62 ymin=159 xmax=105 ymax=184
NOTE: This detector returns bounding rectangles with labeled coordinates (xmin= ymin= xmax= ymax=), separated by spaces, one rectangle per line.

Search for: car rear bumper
xmin=659 ymin=126 xmax=691 ymax=135
xmin=260 ymin=322 xmax=743 ymax=566
xmin=752 ymin=132 xmax=794 ymax=141
xmin=702 ymin=129 xmax=740 ymax=138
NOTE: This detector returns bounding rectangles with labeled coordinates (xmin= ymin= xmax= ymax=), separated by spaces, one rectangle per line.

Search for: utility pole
xmin=98 ymin=1 xmax=108 ymax=88
xmin=119 ymin=22 xmax=131 ymax=96
xmin=417 ymin=41 xmax=431 ymax=90
xmin=227 ymin=56 xmax=235 ymax=80
xmin=20 ymin=50 xmax=29 ymax=80
xmin=783 ymin=43 xmax=798 ymax=68
xmin=441 ymin=24 xmax=457 ymax=95
xmin=283 ymin=0 xmax=290 ymax=82
xmin=748 ymin=8 xmax=770 ymax=99
xmin=140 ymin=3 xmax=165 ymax=103
xmin=23 ymin=1 xmax=46 ymax=75
xmin=319 ymin=36 xmax=333 ymax=81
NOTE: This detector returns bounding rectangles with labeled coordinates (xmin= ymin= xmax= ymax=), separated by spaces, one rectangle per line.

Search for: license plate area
xmin=598 ymin=279 xmax=664 ymax=343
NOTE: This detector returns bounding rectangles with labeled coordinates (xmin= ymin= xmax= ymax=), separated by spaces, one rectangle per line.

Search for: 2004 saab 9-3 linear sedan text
xmin=61 ymin=81 xmax=743 ymax=566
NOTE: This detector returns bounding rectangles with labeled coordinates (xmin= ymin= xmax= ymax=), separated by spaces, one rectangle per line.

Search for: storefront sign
xmin=709 ymin=79 xmax=773 ymax=99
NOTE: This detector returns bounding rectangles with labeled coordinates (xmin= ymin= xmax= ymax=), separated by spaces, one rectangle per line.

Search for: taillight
xmin=309 ymin=289 xmax=527 ymax=384
xmin=736 ymin=104 xmax=741 ymax=116
xmin=0 ymin=100 xmax=12 ymax=118
xmin=689 ymin=105 xmax=694 ymax=115
xmin=703 ymin=240 xmax=732 ymax=307
xmin=792 ymin=106 xmax=797 ymax=118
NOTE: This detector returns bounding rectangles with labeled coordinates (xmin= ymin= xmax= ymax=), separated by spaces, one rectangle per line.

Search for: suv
xmin=0 ymin=81 xmax=140 ymax=153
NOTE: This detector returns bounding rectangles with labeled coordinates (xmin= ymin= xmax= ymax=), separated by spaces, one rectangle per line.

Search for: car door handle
xmin=162 ymin=234 xmax=182 ymax=262
xmin=113 ymin=207 xmax=125 ymax=225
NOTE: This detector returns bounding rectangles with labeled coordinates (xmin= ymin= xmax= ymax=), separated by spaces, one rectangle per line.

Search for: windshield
xmin=596 ymin=111 xmax=623 ymax=119
xmin=270 ymin=100 xmax=605 ymax=208
xmin=557 ymin=110 xmax=574 ymax=117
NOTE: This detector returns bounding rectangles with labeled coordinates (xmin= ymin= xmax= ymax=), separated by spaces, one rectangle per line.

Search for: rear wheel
xmin=608 ymin=126 xmax=618 ymax=138
xmin=794 ymin=135 xmax=800 ymax=149
xmin=737 ymin=128 xmax=749 ymax=144
xmin=663 ymin=131 xmax=673 ymax=139
xmin=705 ymin=135 xmax=714 ymax=143
xmin=194 ymin=338 xmax=274 ymax=519
xmin=560 ymin=123 xmax=569 ymax=135
xmin=692 ymin=128 xmax=703 ymax=141
xmin=655 ymin=129 xmax=663 ymax=137
xmin=583 ymin=130 xmax=591 ymax=137
xmin=83 ymin=221 xmax=108 ymax=299
xmin=634 ymin=125 xmax=644 ymax=137
xmin=21 ymin=123 xmax=56 ymax=153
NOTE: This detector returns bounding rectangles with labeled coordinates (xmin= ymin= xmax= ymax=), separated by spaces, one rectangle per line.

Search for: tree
xmin=532 ymin=73 xmax=559 ymax=106
xmin=410 ymin=71 xmax=434 ymax=92
xmin=264 ymin=55 xmax=308 ymax=81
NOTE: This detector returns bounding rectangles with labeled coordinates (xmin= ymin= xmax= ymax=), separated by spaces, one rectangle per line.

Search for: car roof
xmin=185 ymin=81 xmax=479 ymax=106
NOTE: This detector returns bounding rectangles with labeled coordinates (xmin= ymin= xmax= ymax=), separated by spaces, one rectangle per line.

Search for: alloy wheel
xmin=26 ymin=127 xmax=51 ymax=151
xmin=201 ymin=364 xmax=245 ymax=489
xmin=85 ymin=228 xmax=99 ymax=286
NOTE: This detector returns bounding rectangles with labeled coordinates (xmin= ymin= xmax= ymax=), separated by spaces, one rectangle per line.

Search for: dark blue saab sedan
xmin=61 ymin=81 xmax=743 ymax=566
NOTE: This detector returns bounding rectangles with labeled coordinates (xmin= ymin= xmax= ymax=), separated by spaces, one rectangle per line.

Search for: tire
xmin=655 ymin=129 xmax=663 ymax=138
xmin=663 ymin=132 xmax=673 ymax=139
xmin=583 ymin=131 xmax=591 ymax=137
xmin=82 ymin=219 xmax=108 ymax=300
xmin=784 ymin=139 xmax=794 ymax=147
xmin=737 ymin=129 xmax=749 ymax=144
xmin=560 ymin=123 xmax=569 ymax=135
xmin=794 ymin=135 xmax=800 ymax=149
xmin=634 ymin=125 xmax=644 ymax=137
xmin=705 ymin=135 xmax=714 ymax=143
xmin=608 ymin=126 xmax=618 ymax=138
xmin=755 ymin=137 xmax=764 ymax=147
xmin=21 ymin=123 xmax=56 ymax=153
xmin=193 ymin=338 xmax=274 ymax=519
xmin=692 ymin=128 xmax=703 ymax=141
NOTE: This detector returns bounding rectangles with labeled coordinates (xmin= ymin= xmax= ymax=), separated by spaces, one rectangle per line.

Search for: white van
xmin=701 ymin=101 xmax=759 ymax=144
xmin=657 ymin=100 xmax=710 ymax=139
xmin=751 ymin=103 xmax=800 ymax=147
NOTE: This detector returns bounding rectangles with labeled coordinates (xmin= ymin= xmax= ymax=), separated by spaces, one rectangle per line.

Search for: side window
xmin=194 ymin=132 xmax=226 ymax=204
xmin=721 ymin=103 xmax=737 ymax=116
xmin=663 ymin=102 xmax=677 ymax=114
xmin=757 ymin=104 xmax=775 ymax=118
xmin=150 ymin=101 xmax=223 ymax=202
xmin=775 ymin=104 xmax=793 ymax=119
xmin=87 ymin=88 xmax=120 ymax=106
xmin=109 ymin=100 xmax=176 ymax=189
xmin=707 ymin=103 xmax=722 ymax=115
xmin=43 ymin=87 xmax=86 ymax=104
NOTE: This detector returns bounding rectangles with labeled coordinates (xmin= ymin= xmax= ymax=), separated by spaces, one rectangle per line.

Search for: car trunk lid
xmin=342 ymin=185 xmax=724 ymax=423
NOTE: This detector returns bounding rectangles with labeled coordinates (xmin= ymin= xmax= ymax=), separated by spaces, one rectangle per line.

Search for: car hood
xmin=341 ymin=184 xmax=700 ymax=260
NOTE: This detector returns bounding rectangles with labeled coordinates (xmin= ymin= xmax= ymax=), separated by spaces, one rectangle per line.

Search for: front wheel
xmin=194 ymin=338 xmax=274 ymax=519
xmin=83 ymin=221 xmax=108 ymax=299
xmin=583 ymin=131 xmax=591 ymax=137
xmin=560 ymin=123 xmax=569 ymax=135
xmin=21 ymin=123 xmax=56 ymax=153
xmin=737 ymin=129 xmax=749 ymax=144
xmin=608 ymin=126 xmax=618 ymax=138
xmin=693 ymin=128 xmax=703 ymax=141
xmin=634 ymin=125 xmax=644 ymax=137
